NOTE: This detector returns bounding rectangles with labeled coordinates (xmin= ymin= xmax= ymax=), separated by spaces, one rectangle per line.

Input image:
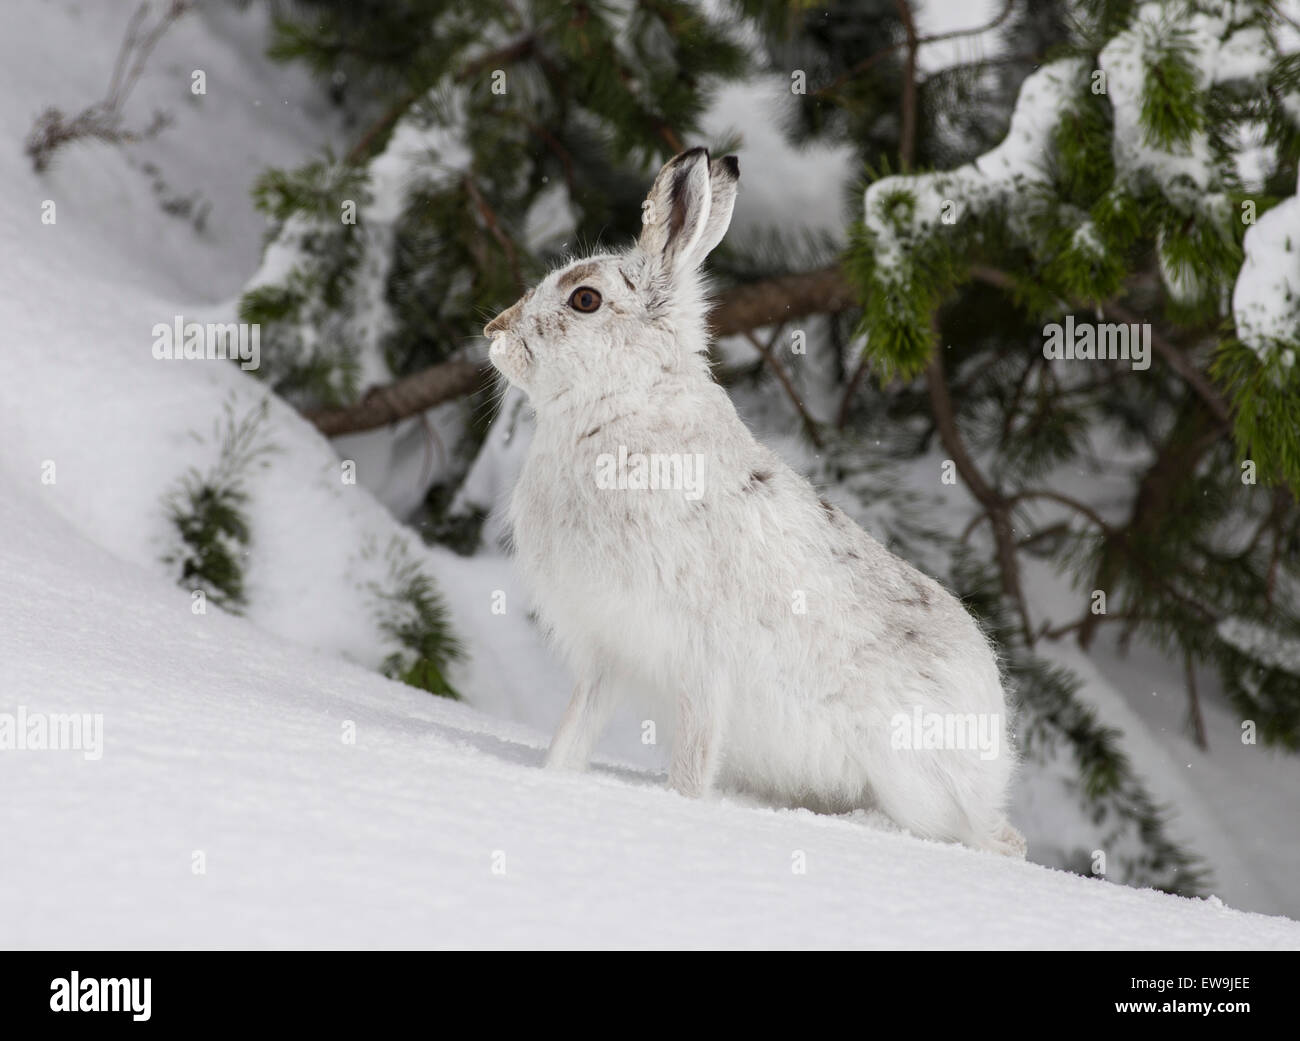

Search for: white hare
xmin=486 ymin=148 xmax=1025 ymax=857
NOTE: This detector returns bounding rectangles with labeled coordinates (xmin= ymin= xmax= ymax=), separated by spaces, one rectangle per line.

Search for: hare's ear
xmin=637 ymin=148 xmax=714 ymax=281
xmin=685 ymin=155 xmax=739 ymax=269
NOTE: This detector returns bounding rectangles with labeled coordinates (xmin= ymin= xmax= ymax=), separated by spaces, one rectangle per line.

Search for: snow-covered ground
xmin=1 ymin=0 xmax=1297 ymax=947
xmin=5 ymin=472 xmax=1300 ymax=949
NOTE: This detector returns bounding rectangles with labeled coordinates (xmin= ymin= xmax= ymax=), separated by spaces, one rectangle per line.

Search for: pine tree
xmin=237 ymin=0 xmax=1300 ymax=892
xmin=240 ymin=0 xmax=747 ymax=409
xmin=844 ymin=0 xmax=1300 ymax=749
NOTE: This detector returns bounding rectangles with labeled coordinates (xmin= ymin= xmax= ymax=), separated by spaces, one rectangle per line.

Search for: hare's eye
xmin=568 ymin=287 xmax=602 ymax=313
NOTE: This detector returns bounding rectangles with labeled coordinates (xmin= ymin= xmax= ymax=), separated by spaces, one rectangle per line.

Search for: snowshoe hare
xmin=486 ymin=148 xmax=1025 ymax=857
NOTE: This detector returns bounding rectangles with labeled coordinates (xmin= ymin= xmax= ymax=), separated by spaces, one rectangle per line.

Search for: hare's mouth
xmin=488 ymin=334 xmax=534 ymax=389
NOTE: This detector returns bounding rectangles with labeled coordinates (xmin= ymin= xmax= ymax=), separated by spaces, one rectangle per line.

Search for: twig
xmin=1103 ymin=300 xmax=1231 ymax=428
xmin=815 ymin=0 xmax=1018 ymax=99
xmin=455 ymin=35 xmax=537 ymax=84
xmin=464 ymin=176 xmax=524 ymax=291
xmin=894 ymin=0 xmax=920 ymax=172
xmin=969 ymin=266 xmax=1233 ymax=428
xmin=836 ymin=349 xmax=872 ymax=429
xmin=917 ymin=0 xmax=1018 ymax=46
xmin=26 ymin=0 xmax=191 ymax=172
xmin=1038 ymin=610 xmax=1139 ymax=641
xmin=1008 ymin=489 xmax=1114 ymax=536
xmin=1184 ymin=648 xmax=1209 ymax=751
xmin=926 ymin=340 xmax=1035 ymax=643
xmin=1000 ymin=351 xmax=1039 ymax=444
xmin=744 ymin=328 xmax=825 ymax=448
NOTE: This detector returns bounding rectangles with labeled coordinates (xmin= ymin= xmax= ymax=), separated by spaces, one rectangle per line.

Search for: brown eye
xmin=568 ymin=286 xmax=602 ymax=313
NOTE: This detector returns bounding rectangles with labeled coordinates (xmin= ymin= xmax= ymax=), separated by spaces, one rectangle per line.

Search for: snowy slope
xmin=1 ymin=0 xmax=1298 ymax=947
xmin=4 ymin=476 xmax=1299 ymax=949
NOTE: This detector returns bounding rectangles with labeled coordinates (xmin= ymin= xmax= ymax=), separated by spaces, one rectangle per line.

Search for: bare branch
xmin=815 ymin=0 xmax=1017 ymax=100
xmin=1185 ymin=649 xmax=1209 ymax=751
xmin=709 ymin=266 xmax=857 ymax=338
xmin=926 ymin=340 xmax=1036 ymax=642
xmin=743 ymin=328 xmax=824 ymax=448
xmin=26 ymin=0 xmax=191 ymax=172
xmin=298 ymin=266 xmax=860 ymax=437
xmin=836 ymin=350 xmax=872 ymax=429
xmin=1008 ymin=489 xmax=1115 ymax=536
xmin=464 ymin=176 xmax=524 ymax=291
xmin=302 ymin=360 xmax=489 ymax=438
xmin=1104 ymin=300 xmax=1231 ymax=427
xmin=922 ymin=0 xmax=1017 ymax=47
xmin=894 ymin=0 xmax=919 ymax=172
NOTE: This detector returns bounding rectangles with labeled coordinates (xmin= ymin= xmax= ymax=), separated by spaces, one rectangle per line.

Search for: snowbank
xmin=4 ymin=474 xmax=1298 ymax=948
xmin=2 ymin=0 xmax=1298 ymax=946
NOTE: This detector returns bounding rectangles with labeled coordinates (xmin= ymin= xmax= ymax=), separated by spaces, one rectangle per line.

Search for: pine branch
xmin=968 ymin=267 xmax=1233 ymax=428
xmin=297 ymin=266 xmax=859 ymax=436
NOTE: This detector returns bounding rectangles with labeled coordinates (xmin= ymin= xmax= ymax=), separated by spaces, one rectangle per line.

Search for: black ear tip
xmin=678 ymin=145 xmax=710 ymax=164
xmin=721 ymin=155 xmax=739 ymax=178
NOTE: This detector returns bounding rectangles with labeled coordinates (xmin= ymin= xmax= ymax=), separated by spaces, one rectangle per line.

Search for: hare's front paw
xmin=544 ymin=678 xmax=612 ymax=773
xmin=543 ymin=742 xmax=585 ymax=771
xmin=667 ymin=770 xmax=708 ymax=799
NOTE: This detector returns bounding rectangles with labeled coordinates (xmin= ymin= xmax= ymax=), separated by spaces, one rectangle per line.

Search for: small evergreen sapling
xmin=163 ymin=398 xmax=276 ymax=613
xmin=363 ymin=537 xmax=464 ymax=699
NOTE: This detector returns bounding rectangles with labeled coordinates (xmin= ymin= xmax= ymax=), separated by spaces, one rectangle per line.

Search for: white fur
xmin=485 ymin=149 xmax=1025 ymax=857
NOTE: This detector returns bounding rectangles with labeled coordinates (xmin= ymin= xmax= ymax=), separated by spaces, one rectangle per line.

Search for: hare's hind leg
xmin=668 ymin=683 xmax=727 ymax=798
xmin=862 ymin=751 xmax=1018 ymax=854
xmin=974 ymin=818 xmax=1027 ymax=859
xmin=545 ymin=676 xmax=615 ymax=771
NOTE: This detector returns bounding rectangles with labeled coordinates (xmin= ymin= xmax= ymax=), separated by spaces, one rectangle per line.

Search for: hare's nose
xmin=484 ymin=292 xmax=531 ymax=338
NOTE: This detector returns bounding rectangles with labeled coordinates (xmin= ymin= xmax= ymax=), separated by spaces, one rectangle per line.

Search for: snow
xmin=243 ymin=98 xmax=475 ymax=393
xmin=1088 ymin=627 xmax=1300 ymax=919
xmin=1219 ymin=616 xmax=1300 ymax=674
xmin=1101 ymin=2 xmax=1287 ymax=309
xmin=1 ymin=0 xmax=1298 ymax=947
xmin=6 ymin=473 xmax=1300 ymax=949
xmin=862 ymin=58 xmax=1088 ymax=279
xmin=1100 ymin=6 xmax=1215 ymax=191
xmin=1232 ymin=171 xmax=1300 ymax=361
xmin=701 ymin=79 xmax=857 ymax=242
